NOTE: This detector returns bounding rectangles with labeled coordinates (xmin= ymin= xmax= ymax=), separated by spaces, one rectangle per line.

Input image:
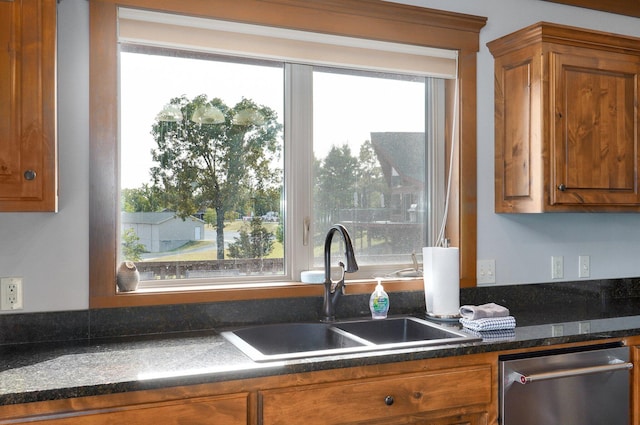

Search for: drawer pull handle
xmin=24 ymin=170 xmax=36 ymax=181
xmin=558 ymin=183 xmax=566 ymax=191
xmin=384 ymin=395 xmax=394 ymax=406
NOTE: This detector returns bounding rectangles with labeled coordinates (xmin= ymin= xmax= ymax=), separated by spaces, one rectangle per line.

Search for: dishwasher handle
xmin=514 ymin=361 xmax=633 ymax=385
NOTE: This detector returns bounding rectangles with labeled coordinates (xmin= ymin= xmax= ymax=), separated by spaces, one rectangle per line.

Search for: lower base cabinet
xmin=260 ymin=365 xmax=492 ymax=425
xmin=0 ymin=393 xmax=248 ymax=425
xmin=370 ymin=412 xmax=488 ymax=425
xmin=0 ymin=354 xmax=497 ymax=425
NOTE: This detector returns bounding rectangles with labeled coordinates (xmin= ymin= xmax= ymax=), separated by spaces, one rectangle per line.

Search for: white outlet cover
xmin=1 ymin=277 xmax=23 ymax=310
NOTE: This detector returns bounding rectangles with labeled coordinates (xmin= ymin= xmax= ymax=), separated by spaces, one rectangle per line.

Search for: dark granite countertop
xmin=3 ymin=312 xmax=640 ymax=406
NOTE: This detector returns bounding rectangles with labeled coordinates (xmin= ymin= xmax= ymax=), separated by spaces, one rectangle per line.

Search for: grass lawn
xmin=143 ymin=221 xmax=282 ymax=261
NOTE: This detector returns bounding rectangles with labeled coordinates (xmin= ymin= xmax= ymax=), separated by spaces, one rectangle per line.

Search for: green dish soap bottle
xmin=369 ymin=278 xmax=389 ymax=319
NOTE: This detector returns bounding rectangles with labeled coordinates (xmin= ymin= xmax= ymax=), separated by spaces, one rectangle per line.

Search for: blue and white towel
xmin=462 ymin=328 xmax=516 ymax=342
xmin=459 ymin=315 xmax=516 ymax=332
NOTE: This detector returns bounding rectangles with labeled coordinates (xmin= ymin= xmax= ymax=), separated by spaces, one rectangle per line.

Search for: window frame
xmin=89 ymin=0 xmax=486 ymax=308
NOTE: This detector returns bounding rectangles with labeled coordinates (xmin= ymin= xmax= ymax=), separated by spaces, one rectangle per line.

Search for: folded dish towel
xmin=459 ymin=315 xmax=516 ymax=332
xmin=459 ymin=302 xmax=510 ymax=320
xmin=462 ymin=328 xmax=516 ymax=342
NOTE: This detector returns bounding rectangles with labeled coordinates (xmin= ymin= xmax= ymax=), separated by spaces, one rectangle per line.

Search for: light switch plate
xmin=551 ymin=256 xmax=563 ymax=279
xmin=477 ymin=259 xmax=496 ymax=284
xmin=578 ymin=255 xmax=590 ymax=278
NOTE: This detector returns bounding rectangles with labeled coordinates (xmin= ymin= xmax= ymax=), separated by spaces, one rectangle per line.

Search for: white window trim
xmin=117 ymin=7 xmax=454 ymax=287
xmin=117 ymin=7 xmax=458 ymax=79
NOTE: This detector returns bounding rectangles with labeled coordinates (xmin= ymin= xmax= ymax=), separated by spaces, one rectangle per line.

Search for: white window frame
xmin=117 ymin=11 xmax=455 ymax=286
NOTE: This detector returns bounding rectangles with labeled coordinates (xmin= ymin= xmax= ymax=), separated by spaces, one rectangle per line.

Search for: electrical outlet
xmin=551 ymin=324 xmax=564 ymax=337
xmin=551 ymin=256 xmax=563 ymax=279
xmin=578 ymin=255 xmax=590 ymax=278
xmin=477 ymin=259 xmax=496 ymax=284
xmin=578 ymin=321 xmax=591 ymax=334
xmin=1 ymin=277 xmax=23 ymax=310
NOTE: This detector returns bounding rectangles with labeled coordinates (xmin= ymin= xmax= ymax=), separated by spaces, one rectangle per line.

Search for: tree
xmin=121 ymin=184 xmax=163 ymax=212
xmin=315 ymin=144 xmax=358 ymax=225
xmin=150 ymin=95 xmax=282 ymax=259
xmin=228 ymin=217 xmax=275 ymax=263
xmin=357 ymin=140 xmax=387 ymax=209
xmin=121 ymin=228 xmax=146 ymax=262
xmin=203 ymin=208 xmax=217 ymax=227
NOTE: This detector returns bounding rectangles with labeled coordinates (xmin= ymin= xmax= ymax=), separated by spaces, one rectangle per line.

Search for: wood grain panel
xmin=0 ymin=0 xmax=57 ymax=211
xmin=6 ymin=394 xmax=248 ymax=425
xmin=490 ymin=22 xmax=640 ymax=212
xmin=260 ymin=365 xmax=492 ymax=425
xmin=90 ymin=0 xmax=486 ymax=307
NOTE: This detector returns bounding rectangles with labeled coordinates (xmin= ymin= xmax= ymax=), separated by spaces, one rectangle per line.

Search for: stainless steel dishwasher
xmin=500 ymin=343 xmax=633 ymax=425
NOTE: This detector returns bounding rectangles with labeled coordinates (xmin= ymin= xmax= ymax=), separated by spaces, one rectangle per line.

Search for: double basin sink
xmin=221 ymin=316 xmax=479 ymax=362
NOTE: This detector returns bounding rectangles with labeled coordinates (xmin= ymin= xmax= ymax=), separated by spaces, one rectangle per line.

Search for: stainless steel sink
xmin=335 ymin=317 xmax=470 ymax=345
xmin=221 ymin=316 xmax=479 ymax=362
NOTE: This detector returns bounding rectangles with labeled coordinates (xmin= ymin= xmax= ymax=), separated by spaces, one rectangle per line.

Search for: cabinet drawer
xmin=7 ymin=393 xmax=248 ymax=425
xmin=260 ymin=365 xmax=492 ymax=425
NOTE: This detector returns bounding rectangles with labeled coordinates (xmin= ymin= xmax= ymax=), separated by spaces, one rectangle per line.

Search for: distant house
xmin=370 ymin=132 xmax=425 ymax=223
xmin=121 ymin=212 xmax=205 ymax=253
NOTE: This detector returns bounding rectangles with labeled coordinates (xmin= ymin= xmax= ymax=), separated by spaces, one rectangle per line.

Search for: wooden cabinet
xmin=0 ymin=0 xmax=57 ymax=212
xmin=0 ymin=392 xmax=249 ymax=425
xmin=260 ymin=364 xmax=492 ymax=425
xmin=488 ymin=22 xmax=640 ymax=212
xmin=0 ymin=353 xmax=496 ymax=425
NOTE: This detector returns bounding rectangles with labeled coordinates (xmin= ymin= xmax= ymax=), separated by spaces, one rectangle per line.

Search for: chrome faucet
xmin=321 ymin=224 xmax=359 ymax=322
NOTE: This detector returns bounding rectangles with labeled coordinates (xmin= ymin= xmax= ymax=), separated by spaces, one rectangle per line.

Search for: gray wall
xmin=1 ymin=0 xmax=639 ymax=313
xmin=405 ymin=0 xmax=640 ymax=285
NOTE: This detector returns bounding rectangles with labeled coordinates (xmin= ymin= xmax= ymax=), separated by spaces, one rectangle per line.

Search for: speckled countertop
xmin=3 ymin=312 xmax=640 ymax=406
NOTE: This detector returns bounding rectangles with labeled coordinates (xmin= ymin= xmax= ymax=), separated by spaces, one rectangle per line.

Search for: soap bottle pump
xmin=369 ymin=278 xmax=389 ymax=319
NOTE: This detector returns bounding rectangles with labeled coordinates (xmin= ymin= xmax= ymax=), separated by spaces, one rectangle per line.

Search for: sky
xmin=119 ymin=52 xmax=426 ymax=189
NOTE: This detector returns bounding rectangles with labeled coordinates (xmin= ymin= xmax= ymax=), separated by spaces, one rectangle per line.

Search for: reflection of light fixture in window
xmin=232 ymin=108 xmax=264 ymax=125
xmin=156 ymin=104 xmax=183 ymax=122
xmin=191 ymin=105 xmax=225 ymax=124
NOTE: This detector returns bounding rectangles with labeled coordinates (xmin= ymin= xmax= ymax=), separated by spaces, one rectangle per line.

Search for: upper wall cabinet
xmin=488 ymin=22 xmax=640 ymax=213
xmin=0 ymin=0 xmax=57 ymax=212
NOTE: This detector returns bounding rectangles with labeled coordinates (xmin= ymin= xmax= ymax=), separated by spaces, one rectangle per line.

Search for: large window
xmin=120 ymin=49 xmax=286 ymax=284
xmin=117 ymin=10 xmax=450 ymax=286
xmin=89 ymin=0 xmax=485 ymax=307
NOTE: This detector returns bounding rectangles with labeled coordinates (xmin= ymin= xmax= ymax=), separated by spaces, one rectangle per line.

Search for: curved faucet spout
xmin=321 ymin=224 xmax=359 ymax=322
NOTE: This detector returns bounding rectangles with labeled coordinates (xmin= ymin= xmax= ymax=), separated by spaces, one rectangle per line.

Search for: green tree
xmin=357 ymin=140 xmax=386 ymax=209
xmin=121 ymin=184 xmax=163 ymax=212
xmin=150 ymin=95 xmax=282 ymax=259
xmin=315 ymin=144 xmax=358 ymax=224
xmin=203 ymin=208 xmax=217 ymax=227
xmin=228 ymin=217 xmax=275 ymax=261
xmin=121 ymin=228 xmax=146 ymax=262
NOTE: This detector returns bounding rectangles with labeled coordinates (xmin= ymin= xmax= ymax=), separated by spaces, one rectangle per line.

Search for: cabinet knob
xmin=23 ymin=170 xmax=36 ymax=181
xmin=384 ymin=395 xmax=394 ymax=406
xmin=558 ymin=183 xmax=566 ymax=192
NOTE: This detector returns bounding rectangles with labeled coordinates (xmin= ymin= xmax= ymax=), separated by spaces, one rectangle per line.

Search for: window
xmin=90 ymin=0 xmax=485 ymax=308
xmin=311 ymin=68 xmax=445 ymax=273
xmin=118 ymin=9 xmax=452 ymax=286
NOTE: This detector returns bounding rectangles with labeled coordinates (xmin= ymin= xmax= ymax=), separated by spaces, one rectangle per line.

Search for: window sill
xmin=91 ymin=278 xmax=424 ymax=308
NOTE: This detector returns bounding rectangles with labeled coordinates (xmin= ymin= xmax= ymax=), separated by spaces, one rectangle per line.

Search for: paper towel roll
xmin=422 ymin=247 xmax=460 ymax=317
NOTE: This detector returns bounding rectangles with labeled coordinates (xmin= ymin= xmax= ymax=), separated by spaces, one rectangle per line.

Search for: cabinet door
xmin=550 ymin=51 xmax=640 ymax=206
xmin=10 ymin=394 xmax=248 ymax=425
xmin=0 ymin=0 xmax=57 ymax=212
